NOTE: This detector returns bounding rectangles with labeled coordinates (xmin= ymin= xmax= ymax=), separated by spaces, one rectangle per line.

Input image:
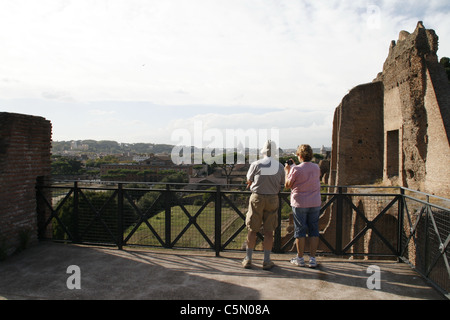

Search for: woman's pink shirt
xmin=287 ymin=162 xmax=322 ymax=208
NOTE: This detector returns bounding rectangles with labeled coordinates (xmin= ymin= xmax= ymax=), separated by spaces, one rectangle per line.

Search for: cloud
xmin=42 ymin=91 xmax=75 ymax=102
xmin=138 ymin=107 xmax=333 ymax=148
xmin=0 ymin=0 xmax=392 ymax=106
xmin=1 ymin=0 xmax=449 ymax=148
xmin=88 ymin=109 xmax=117 ymax=116
xmin=2 ymin=1 xmax=449 ymax=107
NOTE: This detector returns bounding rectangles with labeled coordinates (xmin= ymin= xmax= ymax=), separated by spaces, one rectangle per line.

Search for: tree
xmin=53 ymin=191 xmax=135 ymax=243
xmin=51 ymin=156 xmax=84 ymax=175
xmin=86 ymin=155 xmax=120 ymax=168
xmin=136 ymin=191 xmax=164 ymax=214
xmin=160 ymin=171 xmax=188 ymax=186
xmin=218 ymin=152 xmax=242 ymax=186
xmin=279 ymin=155 xmax=299 ymax=166
xmin=440 ymin=57 xmax=450 ymax=83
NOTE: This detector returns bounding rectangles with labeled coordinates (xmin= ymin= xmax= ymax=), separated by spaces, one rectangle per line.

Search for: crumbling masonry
xmin=328 ymin=21 xmax=450 ymax=197
xmin=317 ymin=22 xmax=450 ymax=257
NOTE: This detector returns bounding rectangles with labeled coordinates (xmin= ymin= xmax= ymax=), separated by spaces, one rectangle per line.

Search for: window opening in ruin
xmin=386 ymin=130 xmax=399 ymax=177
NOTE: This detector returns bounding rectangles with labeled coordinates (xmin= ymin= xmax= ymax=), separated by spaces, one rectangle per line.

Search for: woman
xmin=284 ymin=144 xmax=321 ymax=268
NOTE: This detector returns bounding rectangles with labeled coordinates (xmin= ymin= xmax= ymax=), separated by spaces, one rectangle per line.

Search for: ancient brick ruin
xmin=328 ymin=21 xmax=450 ymax=198
xmin=318 ymin=22 xmax=450 ymax=257
xmin=0 ymin=112 xmax=52 ymax=257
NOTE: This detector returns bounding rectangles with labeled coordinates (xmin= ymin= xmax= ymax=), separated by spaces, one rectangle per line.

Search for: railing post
xmin=424 ymin=196 xmax=430 ymax=274
xmin=215 ymin=185 xmax=222 ymax=257
xmin=117 ymin=183 xmax=124 ymax=250
xmin=73 ymin=181 xmax=80 ymax=244
xmin=165 ymin=184 xmax=172 ymax=249
xmin=397 ymin=188 xmax=405 ymax=258
xmin=335 ymin=186 xmax=343 ymax=255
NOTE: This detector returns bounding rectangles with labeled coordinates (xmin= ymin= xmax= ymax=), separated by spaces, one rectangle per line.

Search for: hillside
xmin=52 ymin=140 xmax=175 ymax=154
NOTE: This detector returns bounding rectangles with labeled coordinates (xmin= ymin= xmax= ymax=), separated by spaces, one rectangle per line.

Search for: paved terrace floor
xmin=0 ymin=242 xmax=445 ymax=301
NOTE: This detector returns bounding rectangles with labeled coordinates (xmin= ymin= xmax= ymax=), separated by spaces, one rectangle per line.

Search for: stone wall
xmin=328 ymin=22 xmax=450 ymax=198
xmin=378 ymin=22 xmax=450 ymax=196
xmin=320 ymin=22 xmax=450 ymax=257
xmin=0 ymin=112 xmax=52 ymax=257
xmin=328 ymin=82 xmax=384 ymax=186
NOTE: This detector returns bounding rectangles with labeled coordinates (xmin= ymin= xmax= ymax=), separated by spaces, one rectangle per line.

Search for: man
xmin=242 ymin=140 xmax=285 ymax=270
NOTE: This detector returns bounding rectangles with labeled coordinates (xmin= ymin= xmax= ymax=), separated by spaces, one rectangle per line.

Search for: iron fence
xmin=36 ymin=180 xmax=449 ymax=296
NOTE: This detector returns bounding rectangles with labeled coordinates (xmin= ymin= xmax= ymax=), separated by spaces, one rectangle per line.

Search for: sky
xmin=1 ymin=0 xmax=450 ymax=149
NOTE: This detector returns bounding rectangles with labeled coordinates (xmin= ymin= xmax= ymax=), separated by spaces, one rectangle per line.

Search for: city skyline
xmin=1 ymin=1 xmax=450 ymax=149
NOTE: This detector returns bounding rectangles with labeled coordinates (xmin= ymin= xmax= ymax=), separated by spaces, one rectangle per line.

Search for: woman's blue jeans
xmin=292 ymin=206 xmax=321 ymax=238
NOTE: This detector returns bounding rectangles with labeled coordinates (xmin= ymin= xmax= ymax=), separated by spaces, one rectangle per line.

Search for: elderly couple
xmin=242 ymin=140 xmax=321 ymax=270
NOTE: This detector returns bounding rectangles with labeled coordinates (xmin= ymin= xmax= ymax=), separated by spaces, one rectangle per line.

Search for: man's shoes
xmin=243 ymin=258 xmax=275 ymax=270
xmin=262 ymin=260 xmax=275 ymax=270
xmin=242 ymin=258 xmax=252 ymax=269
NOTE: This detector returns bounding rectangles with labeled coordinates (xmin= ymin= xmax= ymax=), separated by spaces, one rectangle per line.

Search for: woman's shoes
xmin=290 ymin=256 xmax=317 ymax=268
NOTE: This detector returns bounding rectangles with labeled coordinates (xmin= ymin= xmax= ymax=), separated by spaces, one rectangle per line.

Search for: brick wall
xmin=0 ymin=112 xmax=52 ymax=257
xmin=328 ymin=82 xmax=384 ymax=186
xmin=328 ymin=21 xmax=450 ymax=198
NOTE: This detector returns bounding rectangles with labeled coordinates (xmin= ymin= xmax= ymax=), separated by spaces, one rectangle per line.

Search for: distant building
xmin=132 ymin=155 xmax=150 ymax=162
xmin=70 ymin=141 xmax=89 ymax=151
xmin=320 ymin=145 xmax=326 ymax=156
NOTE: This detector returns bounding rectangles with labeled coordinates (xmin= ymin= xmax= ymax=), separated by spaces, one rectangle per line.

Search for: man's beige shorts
xmin=246 ymin=193 xmax=279 ymax=233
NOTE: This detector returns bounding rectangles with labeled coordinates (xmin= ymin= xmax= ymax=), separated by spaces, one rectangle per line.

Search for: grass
xmin=124 ymin=204 xmax=249 ymax=250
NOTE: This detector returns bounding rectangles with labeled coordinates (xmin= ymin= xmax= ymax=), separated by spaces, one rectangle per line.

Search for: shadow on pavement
xmin=0 ymin=242 xmax=445 ymax=300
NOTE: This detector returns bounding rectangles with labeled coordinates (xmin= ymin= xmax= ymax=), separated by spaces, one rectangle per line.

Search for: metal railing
xmin=36 ymin=180 xmax=450 ymax=296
